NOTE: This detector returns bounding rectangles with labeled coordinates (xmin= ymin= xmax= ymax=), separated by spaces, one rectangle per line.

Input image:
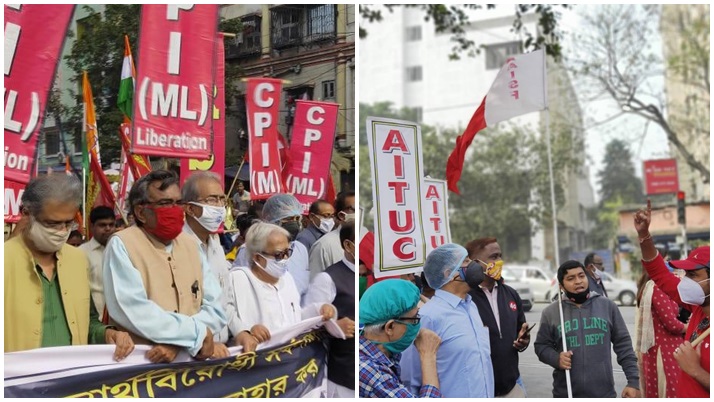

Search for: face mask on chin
xmin=564 ymin=288 xmax=590 ymax=304
xmin=27 ymin=217 xmax=71 ymax=253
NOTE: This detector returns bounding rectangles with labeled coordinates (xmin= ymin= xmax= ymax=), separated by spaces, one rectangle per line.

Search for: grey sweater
xmin=534 ymin=292 xmax=639 ymax=398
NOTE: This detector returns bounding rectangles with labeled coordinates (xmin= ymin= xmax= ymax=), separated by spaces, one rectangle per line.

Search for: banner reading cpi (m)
xmin=423 ymin=178 xmax=451 ymax=256
xmin=5 ymin=325 xmax=331 ymax=398
xmin=285 ymin=100 xmax=339 ymax=213
xmin=367 ymin=117 xmax=427 ymax=278
xmin=4 ymin=5 xmax=74 ymax=184
xmin=246 ymin=78 xmax=284 ymax=200
xmin=131 ymin=4 xmax=218 ymax=159
xmin=180 ymin=34 xmax=226 ymax=187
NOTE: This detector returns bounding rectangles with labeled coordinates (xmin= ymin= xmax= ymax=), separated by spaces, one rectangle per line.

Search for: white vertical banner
xmin=422 ymin=178 xmax=451 ymax=256
xmin=367 ymin=117 xmax=427 ymax=278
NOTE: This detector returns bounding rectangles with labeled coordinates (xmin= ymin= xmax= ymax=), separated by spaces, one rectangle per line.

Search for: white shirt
xmin=79 ymin=237 xmax=106 ymax=318
xmin=308 ymin=229 xmax=344 ymax=280
xmin=228 ymin=267 xmax=322 ymax=334
xmin=479 ymin=282 xmax=501 ymax=332
xmin=183 ymin=222 xmax=238 ymax=343
xmin=287 ymin=241 xmax=310 ymax=300
xmin=303 ymin=257 xmax=355 ymax=307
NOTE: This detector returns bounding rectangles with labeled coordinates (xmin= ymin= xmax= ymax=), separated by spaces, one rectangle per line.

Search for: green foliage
xmin=596 ymin=139 xmax=645 ymax=206
xmin=359 ymin=102 xmax=581 ymax=262
xmin=587 ymin=197 xmax=624 ymax=249
xmin=359 ymin=4 xmax=569 ymax=61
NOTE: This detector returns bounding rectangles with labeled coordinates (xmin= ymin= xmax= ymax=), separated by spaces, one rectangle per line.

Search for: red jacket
xmin=643 ymin=255 xmax=710 ymax=398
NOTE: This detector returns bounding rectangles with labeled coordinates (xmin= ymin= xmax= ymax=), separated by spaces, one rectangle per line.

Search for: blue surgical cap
xmin=359 ymin=279 xmax=420 ymax=326
xmin=262 ymin=193 xmax=302 ymax=223
xmin=423 ymin=243 xmax=468 ymax=289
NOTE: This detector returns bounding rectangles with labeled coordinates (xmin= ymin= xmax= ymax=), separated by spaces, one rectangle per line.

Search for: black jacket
xmin=470 ymin=282 xmax=526 ymax=396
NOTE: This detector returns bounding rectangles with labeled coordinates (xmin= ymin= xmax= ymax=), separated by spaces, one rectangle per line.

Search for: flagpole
xmin=542 ymin=50 xmax=571 ymax=398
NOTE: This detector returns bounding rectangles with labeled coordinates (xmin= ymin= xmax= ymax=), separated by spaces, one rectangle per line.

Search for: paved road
xmin=518 ymin=301 xmax=636 ymax=398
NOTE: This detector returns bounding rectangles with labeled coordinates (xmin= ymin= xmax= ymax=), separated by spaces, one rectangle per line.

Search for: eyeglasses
xmin=259 ymin=247 xmax=293 ymax=261
xmin=395 ymin=314 xmax=421 ymax=325
xmin=196 ymin=195 xmax=227 ymax=207
xmin=312 ymin=212 xmax=335 ymax=219
xmin=35 ymin=217 xmax=75 ymax=231
xmin=279 ymin=216 xmax=302 ymax=224
xmin=142 ymin=199 xmax=186 ymax=208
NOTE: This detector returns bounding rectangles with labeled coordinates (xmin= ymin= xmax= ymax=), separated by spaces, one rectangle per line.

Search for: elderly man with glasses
xmin=5 ymin=175 xmax=134 ymax=361
xmin=399 ymin=243 xmax=494 ymax=397
xmin=359 ymin=279 xmax=443 ymax=398
xmin=103 ymin=170 xmax=227 ymax=363
xmin=182 ymin=171 xmax=237 ymax=357
xmin=228 ymin=221 xmax=336 ymax=353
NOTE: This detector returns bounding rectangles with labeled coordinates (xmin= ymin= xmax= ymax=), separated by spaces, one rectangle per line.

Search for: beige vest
xmin=112 ymin=226 xmax=203 ymax=343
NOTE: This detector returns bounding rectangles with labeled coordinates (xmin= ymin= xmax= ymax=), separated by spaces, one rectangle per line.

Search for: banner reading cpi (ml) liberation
xmin=131 ymin=4 xmax=218 ymax=159
xmin=4 ymin=180 xmax=25 ymax=223
xmin=423 ymin=178 xmax=451 ymax=256
xmin=4 ymin=5 xmax=74 ymax=184
xmin=367 ymin=117 xmax=427 ymax=278
xmin=5 ymin=324 xmax=331 ymax=398
xmin=285 ymin=100 xmax=339 ymax=213
xmin=180 ymin=34 xmax=226 ymax=187
xmin=246 ymin=78 xmax=284 ymax=200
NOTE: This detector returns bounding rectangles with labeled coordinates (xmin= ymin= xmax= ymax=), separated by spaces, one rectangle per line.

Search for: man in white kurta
xmin=79 ymin=206 xmax=117 ymax=322
xmin=229 ymin=221 xmax=336 ymax=353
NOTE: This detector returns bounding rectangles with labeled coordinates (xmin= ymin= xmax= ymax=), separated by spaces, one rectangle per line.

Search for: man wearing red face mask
xmin=103 ymin=170 xmax=227 ymax=363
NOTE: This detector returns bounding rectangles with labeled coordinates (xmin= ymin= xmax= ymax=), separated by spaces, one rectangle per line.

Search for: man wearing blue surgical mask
xmin=182 ymin=172 xmax=237 ymax=357
xmin=635 ymin=199 xmax=709 ymax=398
xmin=359 ymin=279 xmax=443 ymax=398
xmin=400 ymin=243 xmax=494 ymax=397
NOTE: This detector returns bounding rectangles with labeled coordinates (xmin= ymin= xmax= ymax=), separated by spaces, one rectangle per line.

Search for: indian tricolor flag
xmin=446 ymin=49 xmax=548 ymax=194
xmin=117 ymin=35 xmax=136 ymax=120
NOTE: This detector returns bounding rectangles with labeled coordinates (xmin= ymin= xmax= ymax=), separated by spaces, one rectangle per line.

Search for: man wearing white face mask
xmin=295 ymin=199 xmax=335 ymax=251
xmin=635 ymin=199 xmax=710 ymax=398
xmin=309 ymin=191 xmax=355 ymax=280
xmin=228 ymin=222 xmax=337 ymax=353
xmin=5 ymin=175 xmax=134 ymax=361
xmin=182 ymin=172 xmax=238 ymax=354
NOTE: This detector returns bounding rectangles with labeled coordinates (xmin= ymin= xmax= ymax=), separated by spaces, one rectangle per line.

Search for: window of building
xmin=271 ymin=7 xmax=302 ymax=48
xmin=406 ymin=26 xmax=422 ymax=42
xmin=306 ymin=5 xmax=335 ymax=40
xmin=227 ymin=15 xmax=262 ymax=58
xmin=485 ymin=41 xmax=522 ymax=70
xmin=406 ymin=66 xmax=423 ymax=82
xmin=76 ymin=14 xmax=99 ymax=41
xmin=414 ymin=106 xmax=423 ymax=123
xmin=44 ymin=128 xmax=60 ymax=156
xmin=322 ymin=80 xmax=335 ymax=99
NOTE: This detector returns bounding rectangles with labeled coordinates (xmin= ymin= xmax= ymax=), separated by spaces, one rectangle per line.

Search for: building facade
xmin=660 ymin=5 xmax=710 ymax=203
xmin=220 ymin=4 xmax=356 ymax=192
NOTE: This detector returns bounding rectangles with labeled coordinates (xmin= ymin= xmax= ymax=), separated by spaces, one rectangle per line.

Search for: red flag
xmin=83 ymin=72 xmax=116 ymax=210
xmin=119 ymin=123 xmax=152 ymax=178
xmin=446 ymin=50 xmax=547 ymax=194
xmin=325 ymin=172 xmax=337 ymax=205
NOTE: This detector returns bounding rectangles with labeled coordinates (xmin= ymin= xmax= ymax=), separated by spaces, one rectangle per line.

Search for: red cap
xmin=669 ymin=246 xmax=710 ymax=271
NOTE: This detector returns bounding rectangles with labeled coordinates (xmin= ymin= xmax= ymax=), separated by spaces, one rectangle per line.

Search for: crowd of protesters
xmin=4 ymin=170 xmax=356 ymax=398
xmin=359 ymin=199 xmax=709 ymax=398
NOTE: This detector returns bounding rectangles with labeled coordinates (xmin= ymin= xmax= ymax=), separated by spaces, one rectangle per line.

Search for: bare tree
xmin=569 ymin=4 xmax=709 ymax=182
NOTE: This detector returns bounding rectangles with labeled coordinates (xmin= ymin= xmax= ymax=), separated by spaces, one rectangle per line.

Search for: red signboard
xmin=4 ymin=5 xmax=74 ymax=184
xmin=4 ymin=180 xmax=25 ymax=223
xmin=285 ymin=100 xmax=338 ymax=213
xmin=246 ymin=78 xmax=284 ymax=200
xmin=180 ymin=34 xmax=226 ymax=187
xmin=131 ymin=4 xmax=218 ymax=159
xmin=643 ymin=159 xmax=679 ymax=195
